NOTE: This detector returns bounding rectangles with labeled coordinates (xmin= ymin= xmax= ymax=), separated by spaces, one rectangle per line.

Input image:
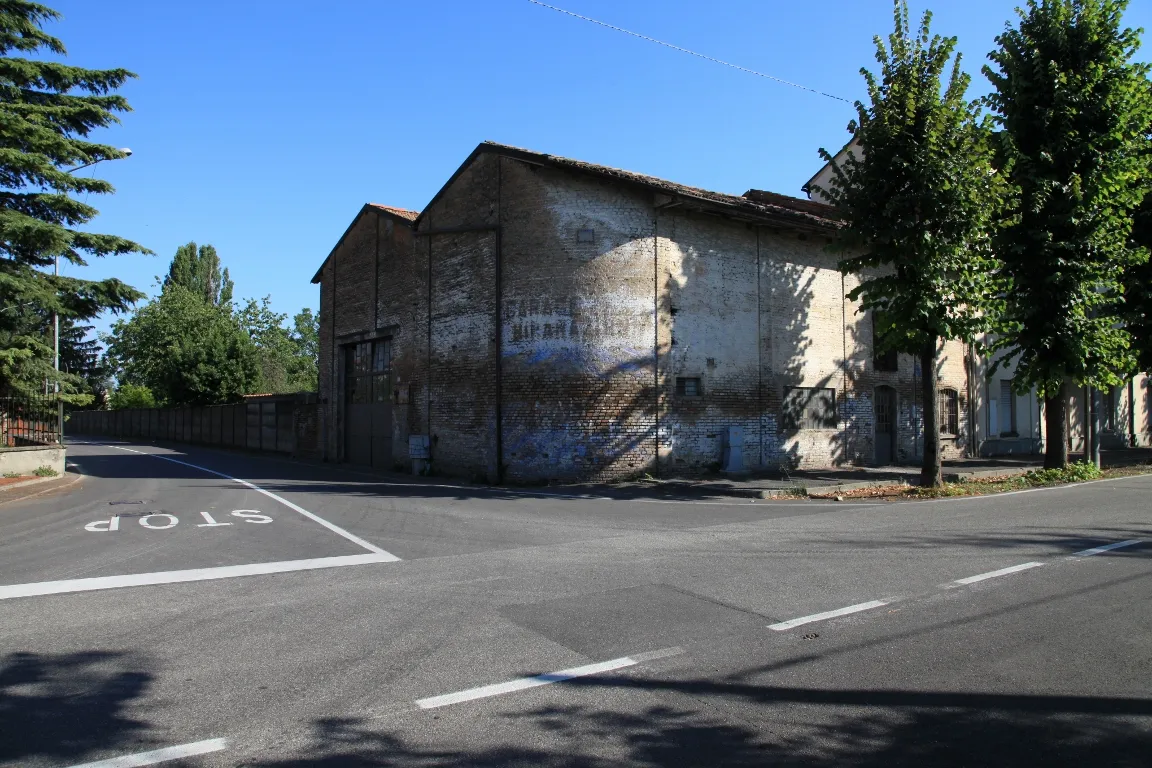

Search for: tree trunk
xmin=1044 ymin=381 xmax=1069 ymax=469
xmin=920 ymin=340 xmax=942 ymax=488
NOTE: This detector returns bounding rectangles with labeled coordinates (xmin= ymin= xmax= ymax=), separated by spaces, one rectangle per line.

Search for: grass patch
xmin=2 ymin=472 xmax=21 ymax=479
xmin=32 ymin=466 xmax=58 ymax=477
xmin=908 ymin=461 xmax=1147 ymax=499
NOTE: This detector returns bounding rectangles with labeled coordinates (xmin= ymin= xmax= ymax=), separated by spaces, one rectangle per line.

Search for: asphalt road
xmin=0 ymin=440 xmax=1149 ymax=767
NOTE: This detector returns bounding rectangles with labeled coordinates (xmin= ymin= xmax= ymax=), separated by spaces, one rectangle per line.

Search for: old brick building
xmin=313 ymin=142 xmax=974 ymax=482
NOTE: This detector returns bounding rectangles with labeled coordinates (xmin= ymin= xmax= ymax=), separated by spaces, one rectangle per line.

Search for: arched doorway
xmin=874 ymin=386 xmax=897 ymax=465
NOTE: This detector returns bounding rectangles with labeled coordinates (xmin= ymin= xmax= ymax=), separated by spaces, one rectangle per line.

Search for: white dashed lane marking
xmin=64 ymin=737 xmax=227 ymax=767
xmin=953 ymin=562 xmax=1045 ymax=585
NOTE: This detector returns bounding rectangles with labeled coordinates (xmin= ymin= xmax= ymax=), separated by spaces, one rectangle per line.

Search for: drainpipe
xmin=1129 ymin=377 xmax=1137 ymax=447
xmin=966 ymin=344 xmax=977 ymax=457
xmin=1084 ymin=384 xmax=1094 ymax=465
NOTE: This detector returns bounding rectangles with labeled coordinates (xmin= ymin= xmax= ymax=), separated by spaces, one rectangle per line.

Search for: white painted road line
xmin=768 ymin=600 xmax=889 ymax=631
xmin=104 ymin=444 xmax=396 ymax=558
xmin=0 ymin=553 xmax=395 ymax=600
xmin=954 ymin=562 xmax=1044 ymax=585
xmin=1073 ymin=539 xmax=1144 ymax=557
xmin=64 ymin=737 xmax=227 ymax=768
xmin=416 ymin=652 xmax=670 ymax=709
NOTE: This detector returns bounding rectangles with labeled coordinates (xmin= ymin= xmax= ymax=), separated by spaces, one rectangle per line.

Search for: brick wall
xmin=500 ymin=159 xmax=657 ymax=482
xmin=317 ymin=148 xmax=978 ymax=482
xmin=317 ymin=206 xmax=421 ymax=468
xmin=419 ymin=154 xmax=499 ymax=481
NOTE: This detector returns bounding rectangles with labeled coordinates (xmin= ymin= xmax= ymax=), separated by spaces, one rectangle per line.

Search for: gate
xmin=343 ymin=339 xmax=392 ymax=469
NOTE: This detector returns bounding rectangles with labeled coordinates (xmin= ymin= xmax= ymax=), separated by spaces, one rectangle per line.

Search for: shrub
xmin=1024 ymin=462 xmax=1102 ymax=486
xmin=32 ymin=466 xmax=58 ymax=477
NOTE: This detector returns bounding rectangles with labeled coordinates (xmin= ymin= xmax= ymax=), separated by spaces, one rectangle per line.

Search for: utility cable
xmin=526 ymin=0 xmax=852 ymax=104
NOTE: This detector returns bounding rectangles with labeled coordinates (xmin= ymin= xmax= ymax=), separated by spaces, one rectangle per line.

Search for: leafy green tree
xmin=0 ymin=1 xmax=147 ymax=394
xmin=814 ymin=0 xmax=999 ymax=487
xmin=1125 ymin=191 xmax=1152 ymax=374
xmin=107 ymin=382 xmax=155 ymax=410
xmin=105 ymin=285 xmax=260 ymax=406
xmin=164 ymin=241 xmax=233 ymax=306
xmin=291 ymin=307 xmax=319 ymax=391
xmin=236 ymin=298 xmax=318 ymax=393
xmin=984 ymin=0 xmax=1152 ymax=468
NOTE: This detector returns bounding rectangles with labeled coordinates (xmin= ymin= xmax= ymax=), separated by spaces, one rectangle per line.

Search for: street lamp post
xmin=57 ymin=149 xmax=132 ymax=389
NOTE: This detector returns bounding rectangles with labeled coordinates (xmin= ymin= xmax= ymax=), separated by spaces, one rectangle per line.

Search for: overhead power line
xmin=526 ymin=0 xmax=852 ymax=104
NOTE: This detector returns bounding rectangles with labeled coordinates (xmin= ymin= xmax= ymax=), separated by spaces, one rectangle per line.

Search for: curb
xmin=0 ymin=475 xmax=61 ymax=492
xmin=944 ymin=467 xmax=1031 ymax=482
xmin=743 ymin=479 xmax=912 ymax=500
xmin=0 ymin=472 xmax=81 ymax=505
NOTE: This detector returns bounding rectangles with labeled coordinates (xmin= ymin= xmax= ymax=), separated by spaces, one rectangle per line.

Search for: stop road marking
xmin=85 ymin=510 xmax=274 ymax=532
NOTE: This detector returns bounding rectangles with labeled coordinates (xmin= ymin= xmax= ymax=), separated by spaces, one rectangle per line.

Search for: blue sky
xmin=48 ymin=0 xmax=1152 ymax=339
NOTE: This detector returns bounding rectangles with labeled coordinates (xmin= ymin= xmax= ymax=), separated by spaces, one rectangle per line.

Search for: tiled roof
xmin=368 ymin=204 xmax=420 ymax=221
xmin=417 ymin=142 xmax=840 ymax=232
xmin=311 ymin=203 xmax=419 ymax=283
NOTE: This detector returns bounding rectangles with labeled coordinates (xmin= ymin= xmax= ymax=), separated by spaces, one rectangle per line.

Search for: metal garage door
xmin=344 ymin=339 xmax=392 ymax=469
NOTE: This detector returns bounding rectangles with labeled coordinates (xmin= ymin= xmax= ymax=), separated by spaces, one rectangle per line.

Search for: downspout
xmin=966 ymin=343 xmax=977 ymax=457
xmin=427 ymin=227 xmax=433 ymax=464
xmin=1129 ymin=377 xmax=1137 ymax=447
xmin=331 ymin=243 xmax=338 ymax=462
xmin=374 ymin=213 xmax=381 ymax=331
xmin=653 ymin=209 xmax=660 ymax=475
xmin=757 ymin=227 xmax=763 ymax=468
xmin=495 ymin=159 xmax=504 ymax=484
xmin=841 ymin=271 xmax=848 ymax=463
xmin=371 ymin=212 xmax=380 ymax=468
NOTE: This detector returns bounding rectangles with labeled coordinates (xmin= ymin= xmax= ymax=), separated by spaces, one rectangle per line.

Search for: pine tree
xmin=984 ymin=0 xmax=1152 ymax=468
xmin=0 ymin=1 xmax=148 ymax=393
xmin=813 ymin=1 xmax=999 ymax=487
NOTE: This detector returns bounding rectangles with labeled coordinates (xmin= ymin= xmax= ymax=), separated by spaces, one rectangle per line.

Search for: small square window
xmin=577 ymin=228 xmax=595 ymax=243
xmin=676 ymin=377 xmax=701 ymax=397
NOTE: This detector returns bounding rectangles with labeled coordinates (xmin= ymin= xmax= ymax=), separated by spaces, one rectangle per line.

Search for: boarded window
xmin=939 ymin=389 xmax=959 ymax=435
xmin=872 ymin=313 xmax=898 ymax=372
xmin=782 ymin=387 xmax=837 ymax=429
xmin=676 ymin=377 xmax=702 ymax=397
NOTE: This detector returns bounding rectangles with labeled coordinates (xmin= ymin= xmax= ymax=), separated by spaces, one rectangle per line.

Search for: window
xmin=783 ymin=387 xmax=837 ymax=429
xmin=999 ymin=379 xmax=1017 ymax=435
xmin=345 ymin=339 xmax=391 ymax=405
xmin=872 ymin=313 xmax=898 ymax=372
xmin=676 ymin=377 xmax=702 ymax=397
xmin=1104 ymin=387 xmax=1117 ymax=431
xmin=939 ymin=389 xmax=959 ymax=435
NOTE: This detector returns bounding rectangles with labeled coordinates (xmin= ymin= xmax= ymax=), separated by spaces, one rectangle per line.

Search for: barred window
xmin=939 ymin=388 xmax=959 ymax=435
xmin=345 ymin=339 xmax=391 ymax=405
xmin=783 ymin=387 xmax=837 ymax=429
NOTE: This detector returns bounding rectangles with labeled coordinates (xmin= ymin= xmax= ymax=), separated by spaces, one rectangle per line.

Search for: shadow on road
xmin=0 ymin=650 xmax=153 ymax=765
xmin=3 ymin=645 xmax=1149 ymax=766
xmin=247 ymin=683 xmax=1152 ymax=767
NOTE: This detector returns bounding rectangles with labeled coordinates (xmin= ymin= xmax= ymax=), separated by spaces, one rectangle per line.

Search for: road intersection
xmin=1 ymin=441 xmax=1148 ymax=766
